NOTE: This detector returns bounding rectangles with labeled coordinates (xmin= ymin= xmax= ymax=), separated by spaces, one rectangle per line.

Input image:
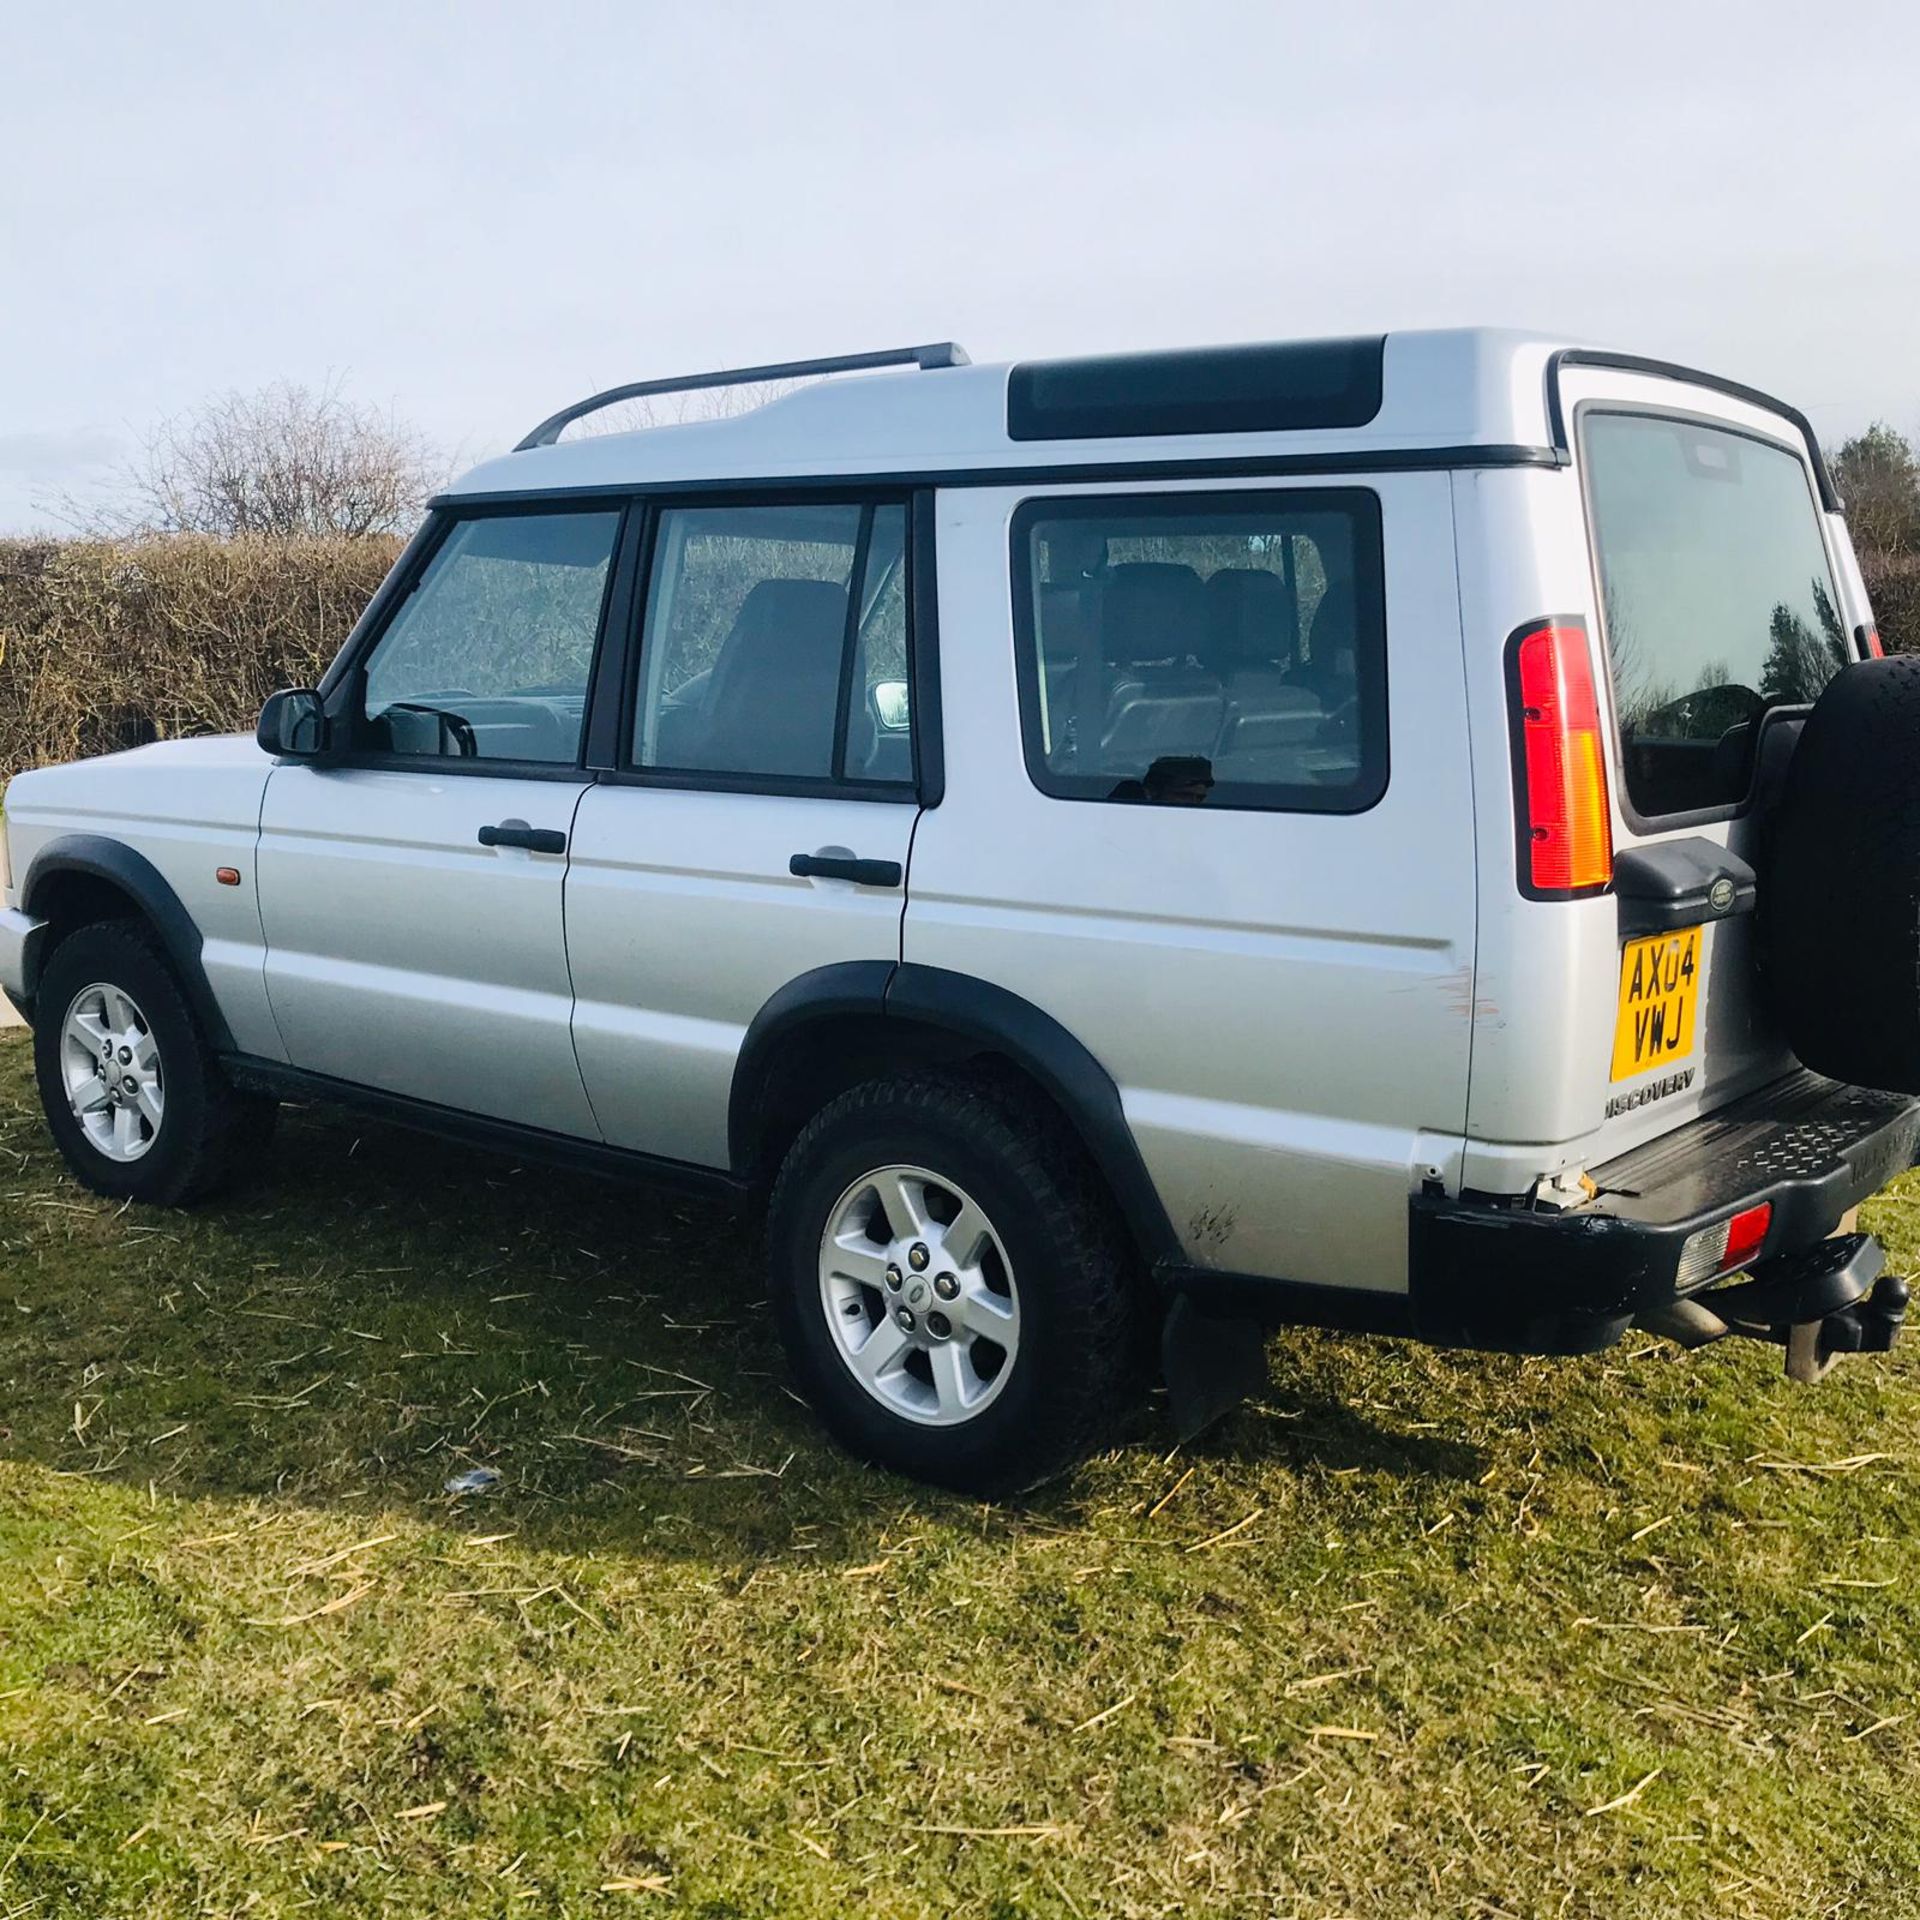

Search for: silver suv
xmin=4 ymin=331 xmax=1917 ymax=1494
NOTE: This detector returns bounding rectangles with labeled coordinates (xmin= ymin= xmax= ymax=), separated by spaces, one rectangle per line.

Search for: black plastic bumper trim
xmin=1408 ymin=1076 xmax=1920 ymax=1353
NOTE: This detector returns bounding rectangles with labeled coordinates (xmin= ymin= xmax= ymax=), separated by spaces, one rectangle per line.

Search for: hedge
xmin=1863 ymin=550 xmax=1920 ymax=656
xmin=0 ymin=535 xmax=399 ymax=782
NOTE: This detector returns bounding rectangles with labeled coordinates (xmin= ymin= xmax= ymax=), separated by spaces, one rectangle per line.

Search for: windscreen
xmin=1582 ymin=411 xmax=1846 ymax=818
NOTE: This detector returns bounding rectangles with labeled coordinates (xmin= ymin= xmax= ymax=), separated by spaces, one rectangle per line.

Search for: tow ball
xmin=1634 ymin=1232 xmax=1909 ymax=1383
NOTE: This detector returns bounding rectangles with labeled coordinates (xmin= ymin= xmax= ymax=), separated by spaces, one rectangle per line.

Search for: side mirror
xmin=256 ymin=687 xmax=331 ymax=760
xmin=871 ymin=680 xmax=911 ymax=731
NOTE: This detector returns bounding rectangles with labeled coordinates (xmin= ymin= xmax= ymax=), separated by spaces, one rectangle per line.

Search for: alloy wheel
xmin=818 ymin=1163 xmax=1021 ymax=1426
xmin=60 ymin=981 xmax=164 ymax=1162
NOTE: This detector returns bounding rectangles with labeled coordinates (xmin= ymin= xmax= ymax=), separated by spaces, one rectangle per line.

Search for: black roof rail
xmin=514 ymin=342 xmax=972 ymax=451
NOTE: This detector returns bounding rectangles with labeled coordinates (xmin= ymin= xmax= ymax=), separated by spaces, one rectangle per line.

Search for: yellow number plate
xmin=1611 ymin=927 xmax=1702 ymax=1082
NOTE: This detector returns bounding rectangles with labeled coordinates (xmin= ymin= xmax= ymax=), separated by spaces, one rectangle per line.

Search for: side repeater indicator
xmin=215 ymin=867 xmax=242 ymax=887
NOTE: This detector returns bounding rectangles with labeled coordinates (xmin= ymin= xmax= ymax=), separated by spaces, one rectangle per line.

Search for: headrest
xmin=720 ymin=578 xmax=849 ymax=667
xmin=1304 ymin=580 xmax=1359 ymax=688
xmin=698 ymin=578 xmax=851 ymax=776
xmin=1100 ymin=561 xmax=1204 ymax=666
xmin=1205 ymin=568 xmax=1293 ymax=670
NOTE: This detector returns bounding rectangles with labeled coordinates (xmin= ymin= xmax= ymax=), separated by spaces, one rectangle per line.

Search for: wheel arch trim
xmin=728 ymin=960 xmax=1182 ymax=1267
xmin=18 ymin=834 xmax=236 ymax=1052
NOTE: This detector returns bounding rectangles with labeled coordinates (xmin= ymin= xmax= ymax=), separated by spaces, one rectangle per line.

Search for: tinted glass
xmin=634 ymin=501 xmax=912 ymax=785
xmin=1013 ymin=491 xmax=1387 ymax=812
xmin=1584 ymin=412 xmax=1846 ymax=817
xmin=1008 ymin=338 xmax=1384 ymax=441
xmin=360 ymin=510 xmax=620 ymax=763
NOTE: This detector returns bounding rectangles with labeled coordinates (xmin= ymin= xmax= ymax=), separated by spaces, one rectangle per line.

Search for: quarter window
xmin=633 ymin=502 xmax=913 ymax=787
xmin=1582 ymin=412 xmax=1847 ymax=818
xmin=1012 ymin=490 xmax=1387 ymax=812
xmin=359 ymin=509 xmax=621 ymax=764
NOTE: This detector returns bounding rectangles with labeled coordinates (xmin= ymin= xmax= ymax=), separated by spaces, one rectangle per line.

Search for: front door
xmin=564 ymin=497 xmax=922 ymax=1166
xmin=256 ymin=504 xmax=626 ymax=1136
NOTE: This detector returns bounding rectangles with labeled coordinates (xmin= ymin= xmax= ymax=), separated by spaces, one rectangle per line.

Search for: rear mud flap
xmin=1161 ymin=1294 xmax=1271 ymax=1441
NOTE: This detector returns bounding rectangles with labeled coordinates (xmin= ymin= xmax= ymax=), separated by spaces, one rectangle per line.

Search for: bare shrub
xmin=1834 ymin=424 xmax=1920 ymax=560
xmin=78 ymin=381 xmax=436 ymax=539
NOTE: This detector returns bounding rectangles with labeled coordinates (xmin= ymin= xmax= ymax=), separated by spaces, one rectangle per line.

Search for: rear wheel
xmin=767 ymin=1073 xmax=1144 ymax=1496
xmin=32 ymin=921 xmax=275 ymax=1206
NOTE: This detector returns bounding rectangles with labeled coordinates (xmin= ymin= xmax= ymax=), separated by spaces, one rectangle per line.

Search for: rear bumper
xmin=1410 ymin=1071 xmax=1920 ymax=1353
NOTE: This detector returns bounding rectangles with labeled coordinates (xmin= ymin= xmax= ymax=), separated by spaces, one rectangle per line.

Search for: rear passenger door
xmin=564 ymin=495 xmax=925 ymax=1167
xmin=905 ymin=479 xmax=1476 ymax=1294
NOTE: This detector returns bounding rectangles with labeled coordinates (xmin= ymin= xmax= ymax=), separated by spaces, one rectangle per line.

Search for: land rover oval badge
xmin=1708 ymin=876 xmax=1736 ymax=914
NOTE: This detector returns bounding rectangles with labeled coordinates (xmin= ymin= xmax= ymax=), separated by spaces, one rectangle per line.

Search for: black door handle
xmin=789 ymin=852 xmax=903 ymax=887
xmin=479 ymin=819 xmax=568 ymax=855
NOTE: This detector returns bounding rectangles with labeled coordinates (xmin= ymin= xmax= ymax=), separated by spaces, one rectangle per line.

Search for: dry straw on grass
xmin=0 ymin=534 xmax=399 ymax=782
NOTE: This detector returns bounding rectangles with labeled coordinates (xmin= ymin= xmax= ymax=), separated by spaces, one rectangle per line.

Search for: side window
xmin=633 ymin=501 xmax=913 ymax=787
xmin=359 ymin=509 xmax=621 ymax=765
xmin=1012 ymin=489 xmax=1387 ymax=812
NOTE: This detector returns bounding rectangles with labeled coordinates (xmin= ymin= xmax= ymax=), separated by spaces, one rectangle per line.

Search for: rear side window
xmin=1011 ymin=489 xmax=1387 ymax=812
xmin=1582 ymin=411 xmax=1847 ymax=819
xmin=632 ymin=501 xmax=913 ymax=789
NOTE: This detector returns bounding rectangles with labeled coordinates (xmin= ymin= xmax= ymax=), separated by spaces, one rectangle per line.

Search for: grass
xmin=3 ymin=1031 xmax=1920 ymax=1916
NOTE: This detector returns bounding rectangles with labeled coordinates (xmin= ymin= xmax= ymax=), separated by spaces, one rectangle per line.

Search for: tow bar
xmin=1634 ymin=1233 xmax=1910 ymax=1383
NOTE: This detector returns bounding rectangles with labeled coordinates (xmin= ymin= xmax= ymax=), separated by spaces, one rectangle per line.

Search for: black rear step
xmin=1409 ymin=1070 xmax=1920 ymax=1354
xmin=1591 ymin=1070 xmax=1918 ymax=1238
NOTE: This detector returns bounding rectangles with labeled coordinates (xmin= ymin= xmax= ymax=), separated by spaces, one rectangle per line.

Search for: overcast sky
xmin=3 ymin=0 xmax=1917 ymax=532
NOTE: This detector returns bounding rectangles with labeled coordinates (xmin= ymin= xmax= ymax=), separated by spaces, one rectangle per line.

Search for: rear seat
xmin=1095 ymin=563 xmax=1224 ymax=761
xmin=1204 ymin=567 xmax=1323 ymax=754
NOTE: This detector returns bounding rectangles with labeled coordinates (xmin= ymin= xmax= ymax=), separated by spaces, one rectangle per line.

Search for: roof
xmin=440 ymin=328 xmax=1832 ymax=505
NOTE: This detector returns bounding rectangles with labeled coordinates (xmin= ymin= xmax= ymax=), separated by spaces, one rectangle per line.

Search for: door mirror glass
xmin=871 ymin=680 xmax=911 ymax=731
xmin=257 ymin=687 xmax=330 ymax=759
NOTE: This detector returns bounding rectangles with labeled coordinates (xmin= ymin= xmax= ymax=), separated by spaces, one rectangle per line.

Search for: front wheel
xmin=766 ymin=1074 xmax=1144 ymax=1496
xmin=32 ymin=920 xmax=275 ymax=1206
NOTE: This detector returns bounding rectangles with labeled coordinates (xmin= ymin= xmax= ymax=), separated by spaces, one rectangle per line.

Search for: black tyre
xmin=1765 ymin=656 xmax=1920 ymax=1093
xmin=766 ymin=1073 xmax=1144 ymax=1497
xmin=32 ymin=920 xmax=276 ymax=1206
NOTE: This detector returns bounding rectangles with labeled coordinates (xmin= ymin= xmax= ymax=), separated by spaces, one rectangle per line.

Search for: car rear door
xmin=562 ymin=494 xmax=924 ymax=1168
xmin=1460 ymin=370 xmax=1871 ymax=1186
xmin=256 ymin=504 xmax=623 ymax=1136
xmin=904 ymin=475 xmax=1476 ymax=1294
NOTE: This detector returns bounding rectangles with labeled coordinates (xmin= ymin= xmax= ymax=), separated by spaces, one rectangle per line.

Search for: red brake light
xmin=1512 ymin=621 xmax=1613 ymax=894
xmin=1723 ymin=1202 xmax=1772 ymax=1271
xmin=1864 ymin=625 xmax=1885 ymax=659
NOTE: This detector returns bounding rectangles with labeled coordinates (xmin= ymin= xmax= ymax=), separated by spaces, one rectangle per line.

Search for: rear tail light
xmin=1861 ymin=624 xmax=1885 ymax=659
xmin=1509 ymin=619 xmax=1613 ymax=895
xmin=1677 ymin=1201 xmax=1773 ymax=1287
